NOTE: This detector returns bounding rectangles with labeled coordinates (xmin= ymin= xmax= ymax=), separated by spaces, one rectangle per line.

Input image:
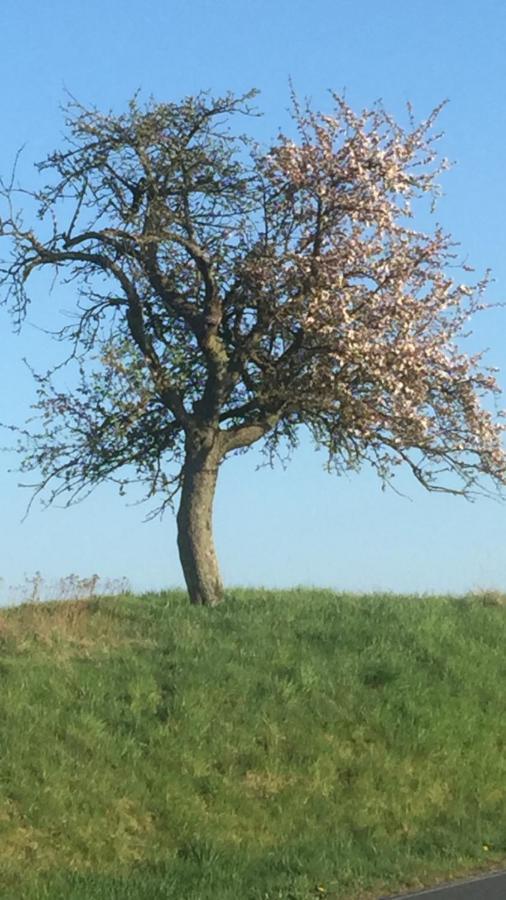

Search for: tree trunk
xmin=176 ymin=440 xmax=224 ymax=606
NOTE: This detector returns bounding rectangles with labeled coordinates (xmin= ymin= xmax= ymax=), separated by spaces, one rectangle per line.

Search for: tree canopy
xmin=1 ymin=90 xmax=505 ymax=604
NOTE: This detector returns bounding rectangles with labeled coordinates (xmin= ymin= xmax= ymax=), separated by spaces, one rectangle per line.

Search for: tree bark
xmin=176 ymin=439 xmax=224 ymax=606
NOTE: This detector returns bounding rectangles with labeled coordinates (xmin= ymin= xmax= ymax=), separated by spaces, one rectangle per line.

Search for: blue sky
xmin=1 ymin=0 xmax=505 ymax=598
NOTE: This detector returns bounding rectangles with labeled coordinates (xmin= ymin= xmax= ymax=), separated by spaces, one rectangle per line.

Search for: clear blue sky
xmin=1 ymin=0 xmax=505 ymax=599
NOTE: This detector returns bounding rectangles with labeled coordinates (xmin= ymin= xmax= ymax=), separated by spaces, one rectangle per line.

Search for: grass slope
xmin=0 ymin=588 xmax=505 ymax=899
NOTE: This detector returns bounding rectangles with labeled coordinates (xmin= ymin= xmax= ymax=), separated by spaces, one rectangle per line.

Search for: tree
xmin=1 ymin=90 xmax=505 ymax=605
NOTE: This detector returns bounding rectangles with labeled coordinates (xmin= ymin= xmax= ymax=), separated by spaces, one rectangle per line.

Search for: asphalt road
xmin=381 ymin=870 xmax=506 ymax=899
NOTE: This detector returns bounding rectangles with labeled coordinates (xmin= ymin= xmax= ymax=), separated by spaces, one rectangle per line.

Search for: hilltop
xmin=0 ymin=588 xmax=505 ymax=899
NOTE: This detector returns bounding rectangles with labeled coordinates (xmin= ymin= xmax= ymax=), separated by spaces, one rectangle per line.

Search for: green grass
xmin=0 ymin=588 xmax=505 ymax=899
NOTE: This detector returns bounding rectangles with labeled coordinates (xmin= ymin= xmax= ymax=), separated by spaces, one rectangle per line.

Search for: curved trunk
xmin=176 ymin=441 xmax=224 ymax=606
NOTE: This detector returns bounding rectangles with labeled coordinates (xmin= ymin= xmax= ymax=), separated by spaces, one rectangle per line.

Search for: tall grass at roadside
xmin=0 ymin=587 xmax=505 ymax=899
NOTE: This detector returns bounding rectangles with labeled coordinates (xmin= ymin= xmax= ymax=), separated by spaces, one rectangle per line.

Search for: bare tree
xmin=1 ymin=90 xmax=505 ymax=604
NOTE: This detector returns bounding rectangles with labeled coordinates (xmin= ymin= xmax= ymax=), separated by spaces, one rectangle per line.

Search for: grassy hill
xmin=0 ymin=588 xmax=505 ymax=899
